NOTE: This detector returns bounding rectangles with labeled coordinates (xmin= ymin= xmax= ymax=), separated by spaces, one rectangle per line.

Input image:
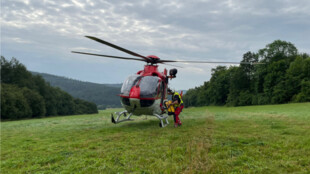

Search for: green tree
xmin=22 ymin=88 xmax=46 ymax=117
xmin=208 ymin=66 xmax=230 ymax=105
xmin=294 ymin=80 xmax=310 ymax=102
xmin=291 ymin=57 xmax=310 ymax=102
xmin=1 ymin=84 xmax=32 ymax=119
xmin=1 ymin=57 xmax=35 ymax=89
xmin=263 ymin=60 xmax=288 ymax=103
xmin=55 ymin=88 xmax=75 ymax=115
xmin=183 ymin=87 xmax=200 ymax=107
xmin=258 ymin=40 xmax=297 ymax=63
xmin=197 ymin=82 xmax=211 ymax=106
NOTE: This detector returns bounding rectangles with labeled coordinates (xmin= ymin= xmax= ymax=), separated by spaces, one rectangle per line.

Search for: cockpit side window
xmin=121 ymin=75 xmax=140 ymax=96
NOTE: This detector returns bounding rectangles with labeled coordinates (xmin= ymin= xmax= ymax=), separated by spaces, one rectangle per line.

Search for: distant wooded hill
xmin=31 ymin=72 xmax=122 ymax=109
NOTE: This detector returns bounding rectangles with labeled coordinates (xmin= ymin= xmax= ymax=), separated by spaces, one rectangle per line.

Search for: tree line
xmin=183 ymin=40 xmax=310 ymax=107
xmin=1 ymin=56 xmax=98 ymax=120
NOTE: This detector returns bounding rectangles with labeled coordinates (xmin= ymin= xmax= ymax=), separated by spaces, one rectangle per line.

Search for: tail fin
xmin=180 ymin=91 xmax=183 ymax=98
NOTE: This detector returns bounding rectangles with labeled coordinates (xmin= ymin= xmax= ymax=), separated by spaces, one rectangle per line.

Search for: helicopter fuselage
xmin=119 ymin=64 xmax=168 ymax=116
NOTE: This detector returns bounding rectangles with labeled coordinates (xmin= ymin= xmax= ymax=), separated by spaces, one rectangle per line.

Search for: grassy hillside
xmin=1 ymin=103 xmax=310 ymax=173
xmin=31 ymin=72 xmax=122 ymax=108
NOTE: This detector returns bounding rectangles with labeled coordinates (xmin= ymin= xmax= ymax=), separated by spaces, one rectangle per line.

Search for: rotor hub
xmin=147 ymin=55 xmax=160 ymax=64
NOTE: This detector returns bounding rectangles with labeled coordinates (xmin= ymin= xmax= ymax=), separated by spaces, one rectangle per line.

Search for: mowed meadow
xmin=1 ymin=103 xmax=310 ymax=173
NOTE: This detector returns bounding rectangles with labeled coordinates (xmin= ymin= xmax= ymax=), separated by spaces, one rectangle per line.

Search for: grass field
xmin=1 ymin=103 xmax=310 ymax=173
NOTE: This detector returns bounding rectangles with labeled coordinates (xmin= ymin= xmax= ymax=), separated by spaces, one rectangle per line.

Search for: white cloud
xmin=71 ymin=0 xmax=85 ymax=8
xmin=1 ymin=0 xmax=310 ymax=89
xmin=11 ymin=37 xmax=34 ymax=44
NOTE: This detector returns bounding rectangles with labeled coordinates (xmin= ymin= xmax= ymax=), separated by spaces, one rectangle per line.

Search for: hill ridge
xmin=31 ymin=72 xmax=122 ymax=108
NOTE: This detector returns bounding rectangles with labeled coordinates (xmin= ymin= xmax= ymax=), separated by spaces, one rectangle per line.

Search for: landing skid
xmin=111 ymin=111 xmax=170 ymax=128
xmin=111 ymin=111 xmax=133 ymax=124
xmin=154 ymin=114 xmax=169 ymax=127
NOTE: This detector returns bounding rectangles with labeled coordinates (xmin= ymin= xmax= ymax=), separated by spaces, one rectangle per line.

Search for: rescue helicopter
xmin=72 ymin=36 xmax=262 ymax=127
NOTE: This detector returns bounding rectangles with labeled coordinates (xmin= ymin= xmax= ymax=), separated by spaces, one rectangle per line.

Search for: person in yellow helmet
xmin=167 ymin=89 xmax=184 ymax=127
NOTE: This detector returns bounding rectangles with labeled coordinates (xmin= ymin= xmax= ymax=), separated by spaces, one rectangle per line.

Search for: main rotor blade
xmin=158 ymin=59 xmax=264 ymax=65
xmin=85 ymin=36 xmax=150 ymax=61
xmin=71 ymin=51 xmax=146 ymax=62
xmin=160 ymin=62 xmax=183 ymax=68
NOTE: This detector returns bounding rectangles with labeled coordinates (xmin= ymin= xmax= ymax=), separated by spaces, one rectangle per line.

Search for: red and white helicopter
xmin=72 ymin=36 xmax=261 ymax=127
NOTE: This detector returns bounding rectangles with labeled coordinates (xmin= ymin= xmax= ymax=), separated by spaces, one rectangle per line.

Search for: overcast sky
xmin=1 ymin=0 xmax=310 ymax=90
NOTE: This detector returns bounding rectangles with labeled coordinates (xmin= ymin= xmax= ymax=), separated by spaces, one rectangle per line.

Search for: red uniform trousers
xmin=174 ymin=104 xmax=184 ymax=125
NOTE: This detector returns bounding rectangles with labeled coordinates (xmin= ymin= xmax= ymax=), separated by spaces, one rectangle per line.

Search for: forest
xmin=1 ymin=56 xmax=98 ymax=120
xmin=183 ymin=40 xmax=310 ymax=107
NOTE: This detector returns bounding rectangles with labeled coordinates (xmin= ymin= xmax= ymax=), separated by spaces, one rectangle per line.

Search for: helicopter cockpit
xmin=120 ymin=75 xmax=162 ymax=99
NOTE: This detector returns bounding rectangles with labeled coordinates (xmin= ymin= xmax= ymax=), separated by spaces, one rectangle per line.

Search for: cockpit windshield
xmin=139 ymin=76 xmax=160 ymax=98
xmin=120 ymin=75 xmax=161 ymax=98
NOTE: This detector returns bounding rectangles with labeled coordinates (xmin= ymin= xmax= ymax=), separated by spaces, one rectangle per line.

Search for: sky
xmin=1 ymin=0 xmax=310 ymax=90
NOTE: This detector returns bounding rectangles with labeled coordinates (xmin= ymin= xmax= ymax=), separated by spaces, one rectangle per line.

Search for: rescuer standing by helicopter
xmin=167 ymin=88 xmax=184 ymax=128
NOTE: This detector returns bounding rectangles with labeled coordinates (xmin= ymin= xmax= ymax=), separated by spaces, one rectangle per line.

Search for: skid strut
xmin=111 ymin=111 xmax=133 ymax=124
xmin=154 ymin=114 xmax=169 ymax=127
